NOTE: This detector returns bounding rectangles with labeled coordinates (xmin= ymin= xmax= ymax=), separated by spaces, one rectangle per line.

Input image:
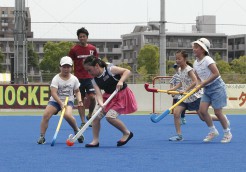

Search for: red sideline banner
xmin=0 ymin=84 xmax=90 ymax=109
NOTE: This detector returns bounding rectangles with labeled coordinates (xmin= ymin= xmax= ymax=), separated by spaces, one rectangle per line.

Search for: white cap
xmin=192 ymin=38 xmax=210 ymax=54
xmin=60 ymin=56 xmax=73 ymax=66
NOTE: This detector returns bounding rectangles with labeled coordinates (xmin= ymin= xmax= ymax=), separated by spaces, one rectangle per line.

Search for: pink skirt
xmin=103 ymin=87 xmax=138 ymax=114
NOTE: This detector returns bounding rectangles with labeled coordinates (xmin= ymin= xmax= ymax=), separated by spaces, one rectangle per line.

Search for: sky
xmin=1 ymin=0 xmax=246 ymax=39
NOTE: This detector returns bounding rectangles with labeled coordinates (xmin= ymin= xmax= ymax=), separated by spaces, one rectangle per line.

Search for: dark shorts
xmin=48 ymin=101 xmax=74 ymax=115
xmin=79 ymin=78 xmax=95 ymax=97
xmin=179 ymin=98 xmax=201 ymax=111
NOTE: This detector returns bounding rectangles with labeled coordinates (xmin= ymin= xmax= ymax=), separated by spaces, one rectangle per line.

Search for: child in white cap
xmin=192 ymin=38 xmax=232 ymax=143
xmin=37 ymin=56 xmax=84 ymax=144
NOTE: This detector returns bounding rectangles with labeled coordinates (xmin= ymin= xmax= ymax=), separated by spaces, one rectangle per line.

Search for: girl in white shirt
xmin=168 ymin=50 xmax=203 ymax=141
xmin=192 ymin=38 xmax=232 ymax=143
xmin=37 ymin=56 xmax=84 ymax=144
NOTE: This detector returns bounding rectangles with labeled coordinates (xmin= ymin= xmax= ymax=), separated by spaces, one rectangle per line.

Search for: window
xmin=123 ymin=40 xmax=126 ymax=46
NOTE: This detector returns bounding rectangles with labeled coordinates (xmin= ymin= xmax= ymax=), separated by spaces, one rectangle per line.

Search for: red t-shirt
xmin=68 ymin=44 xmax=98 ymax=79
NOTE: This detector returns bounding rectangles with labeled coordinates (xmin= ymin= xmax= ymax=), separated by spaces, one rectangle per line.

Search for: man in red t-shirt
xmin=68 ymin=27 xmax=98 ymax=128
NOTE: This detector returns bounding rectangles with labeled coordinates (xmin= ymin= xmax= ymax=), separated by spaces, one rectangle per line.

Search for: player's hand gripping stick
xmin=150 ymin=85 xmax=201 ymax=123
xmin=144 ymin=83 xmax=187 ymax=95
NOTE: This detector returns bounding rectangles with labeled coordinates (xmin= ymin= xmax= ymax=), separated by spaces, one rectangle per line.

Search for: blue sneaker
xmin=181 ymin=117 xmax=186 ymax=125
xmin=169 ymin=134 xmax=183 ymax=141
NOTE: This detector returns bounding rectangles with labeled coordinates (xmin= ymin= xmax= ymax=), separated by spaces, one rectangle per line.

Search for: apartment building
xmin=0 ymin=7 xmax=245 ymax=82
xmin=228 ymin=34 xmax=246 ymax=61
xmin=0 ymin=6 xmax=33 ymax=38
xmin=122 ymin=30 xmax=228 ymax=67
xmin=121 ymin=16 xmax=229 ymax=69
xmin=0 ymin=37 xmax=122 ymax=75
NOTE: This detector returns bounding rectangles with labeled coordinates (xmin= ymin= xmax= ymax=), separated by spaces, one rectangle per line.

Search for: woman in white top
xmin=193 ymin=38 xmax=232 ymax=143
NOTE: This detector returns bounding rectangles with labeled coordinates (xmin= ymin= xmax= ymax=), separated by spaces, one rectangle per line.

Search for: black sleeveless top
xmin=93 ymin=64 xmax=127 ymax=94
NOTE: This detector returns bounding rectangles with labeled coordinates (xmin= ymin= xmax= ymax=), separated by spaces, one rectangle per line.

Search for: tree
xmin=214 ymin=53 xmax=231 ymax=74
xmin=27 ymin=43 xmax=39 ymax=71
xmin=102 ymin=56 xmax=109 ymax=62
xmin=137 ymin=44 xmax=159 ymax=75
xmin=117 ymin=63 xmax=132 ymax=70
xmin=40 ymin=41 xmax=74 ymax=73
xmin=167 ymin=61 xmax=176 ymax=75
xmin=137 ymin=65 xmax=149 ymax=82
xmin=230 ymin=55 xmax=246 ymax=74
xmin=0 ymin=50 xmax=4 ymax=72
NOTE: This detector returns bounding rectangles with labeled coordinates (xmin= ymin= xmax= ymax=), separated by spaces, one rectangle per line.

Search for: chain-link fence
xmin=29 ymin=73 xmax=246 ymax=85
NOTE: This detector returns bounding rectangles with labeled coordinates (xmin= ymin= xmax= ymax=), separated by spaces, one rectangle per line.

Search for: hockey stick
xmin=51 ymin=97 xmax=69 ymax=146
xmin=66 ymin=89 xmax=118 ymax=146
xmin=150 ymin=85 xmax=201 ymax=123
xmin=144 ymin=83 xmax=187 ymax=95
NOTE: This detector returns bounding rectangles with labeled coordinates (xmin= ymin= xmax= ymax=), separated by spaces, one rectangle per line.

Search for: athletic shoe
xmin=86 ymin=115 xmax=91 ymax=121
xmin=181 ymin=117 xmax=186 ymax=125
xmin=37 ymin=136 xmax=46 ymax=144
xmin=86 ymin=116 xmax=93 ymax=127
xmin=79 ymin=122 xmax=86 ymax=129
xmin=169 ymin=134 xmax=183 ymax=141
xmin=77 ymin=134 xmax=85 ymax=143
xmin=203 ymin=130 xmax=219 ymax=142
xmin=221 ymin=132 xmax=232 ymax=143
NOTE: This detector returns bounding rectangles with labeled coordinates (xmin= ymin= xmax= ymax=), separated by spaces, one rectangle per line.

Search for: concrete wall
xmin=128 ymin=84 xmax=246 ymax=112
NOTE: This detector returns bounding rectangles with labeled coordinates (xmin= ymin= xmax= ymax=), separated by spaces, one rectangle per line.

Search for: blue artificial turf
xmin=0 ymin=114 xmax=245 ymax=172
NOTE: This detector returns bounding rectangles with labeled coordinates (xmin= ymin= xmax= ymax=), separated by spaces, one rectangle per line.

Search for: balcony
xmin=238 ymin=44 xmax=245 ymax=51
xmin=228 ymin=45 xmax=233 ymax=51
xmin=168 ymin=56 xmax=176 ymax=61
xmin=1 ymin=14 xmax=8 ymax=18
xmin=1 ymin=23 xmax=8 ymax=27
xmin=112 ymin=48 xmax=121 ymax=53
xmin=123 ymin=58 xmax=133 ymax=63
xmin=122 ymin=45 xmax=134 ymax=50
xmin=169 ymin=42 xmax=178 ymax=48
xmin=112 ymin=59 xmax=122 ymax=65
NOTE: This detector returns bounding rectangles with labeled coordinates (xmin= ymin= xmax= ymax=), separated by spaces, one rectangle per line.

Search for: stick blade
xmin=150 ymin=114 xmax=159 ymax=123
xmin=51 ymin=139 xmax=56 ymax=146
xmin=150 ymin=109 xmax=170 ymax=123
xmin=51 ymin=133 xmax=57 ymax=146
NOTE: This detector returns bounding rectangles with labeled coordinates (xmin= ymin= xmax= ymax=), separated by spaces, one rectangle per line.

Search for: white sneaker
xmin=169 ymin=134 xmax=183 ymax=141
xmin=221 ymin=132 xmax=232 ymax=143
xmin=203 ymin=130 xmax=219 ymax=142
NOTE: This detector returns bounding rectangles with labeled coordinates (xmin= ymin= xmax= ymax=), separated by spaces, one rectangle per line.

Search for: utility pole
xmin=159 ymin=0 xmax=166 ymax=76
xmin=14 ymin=0 xmax=28 ymax=84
